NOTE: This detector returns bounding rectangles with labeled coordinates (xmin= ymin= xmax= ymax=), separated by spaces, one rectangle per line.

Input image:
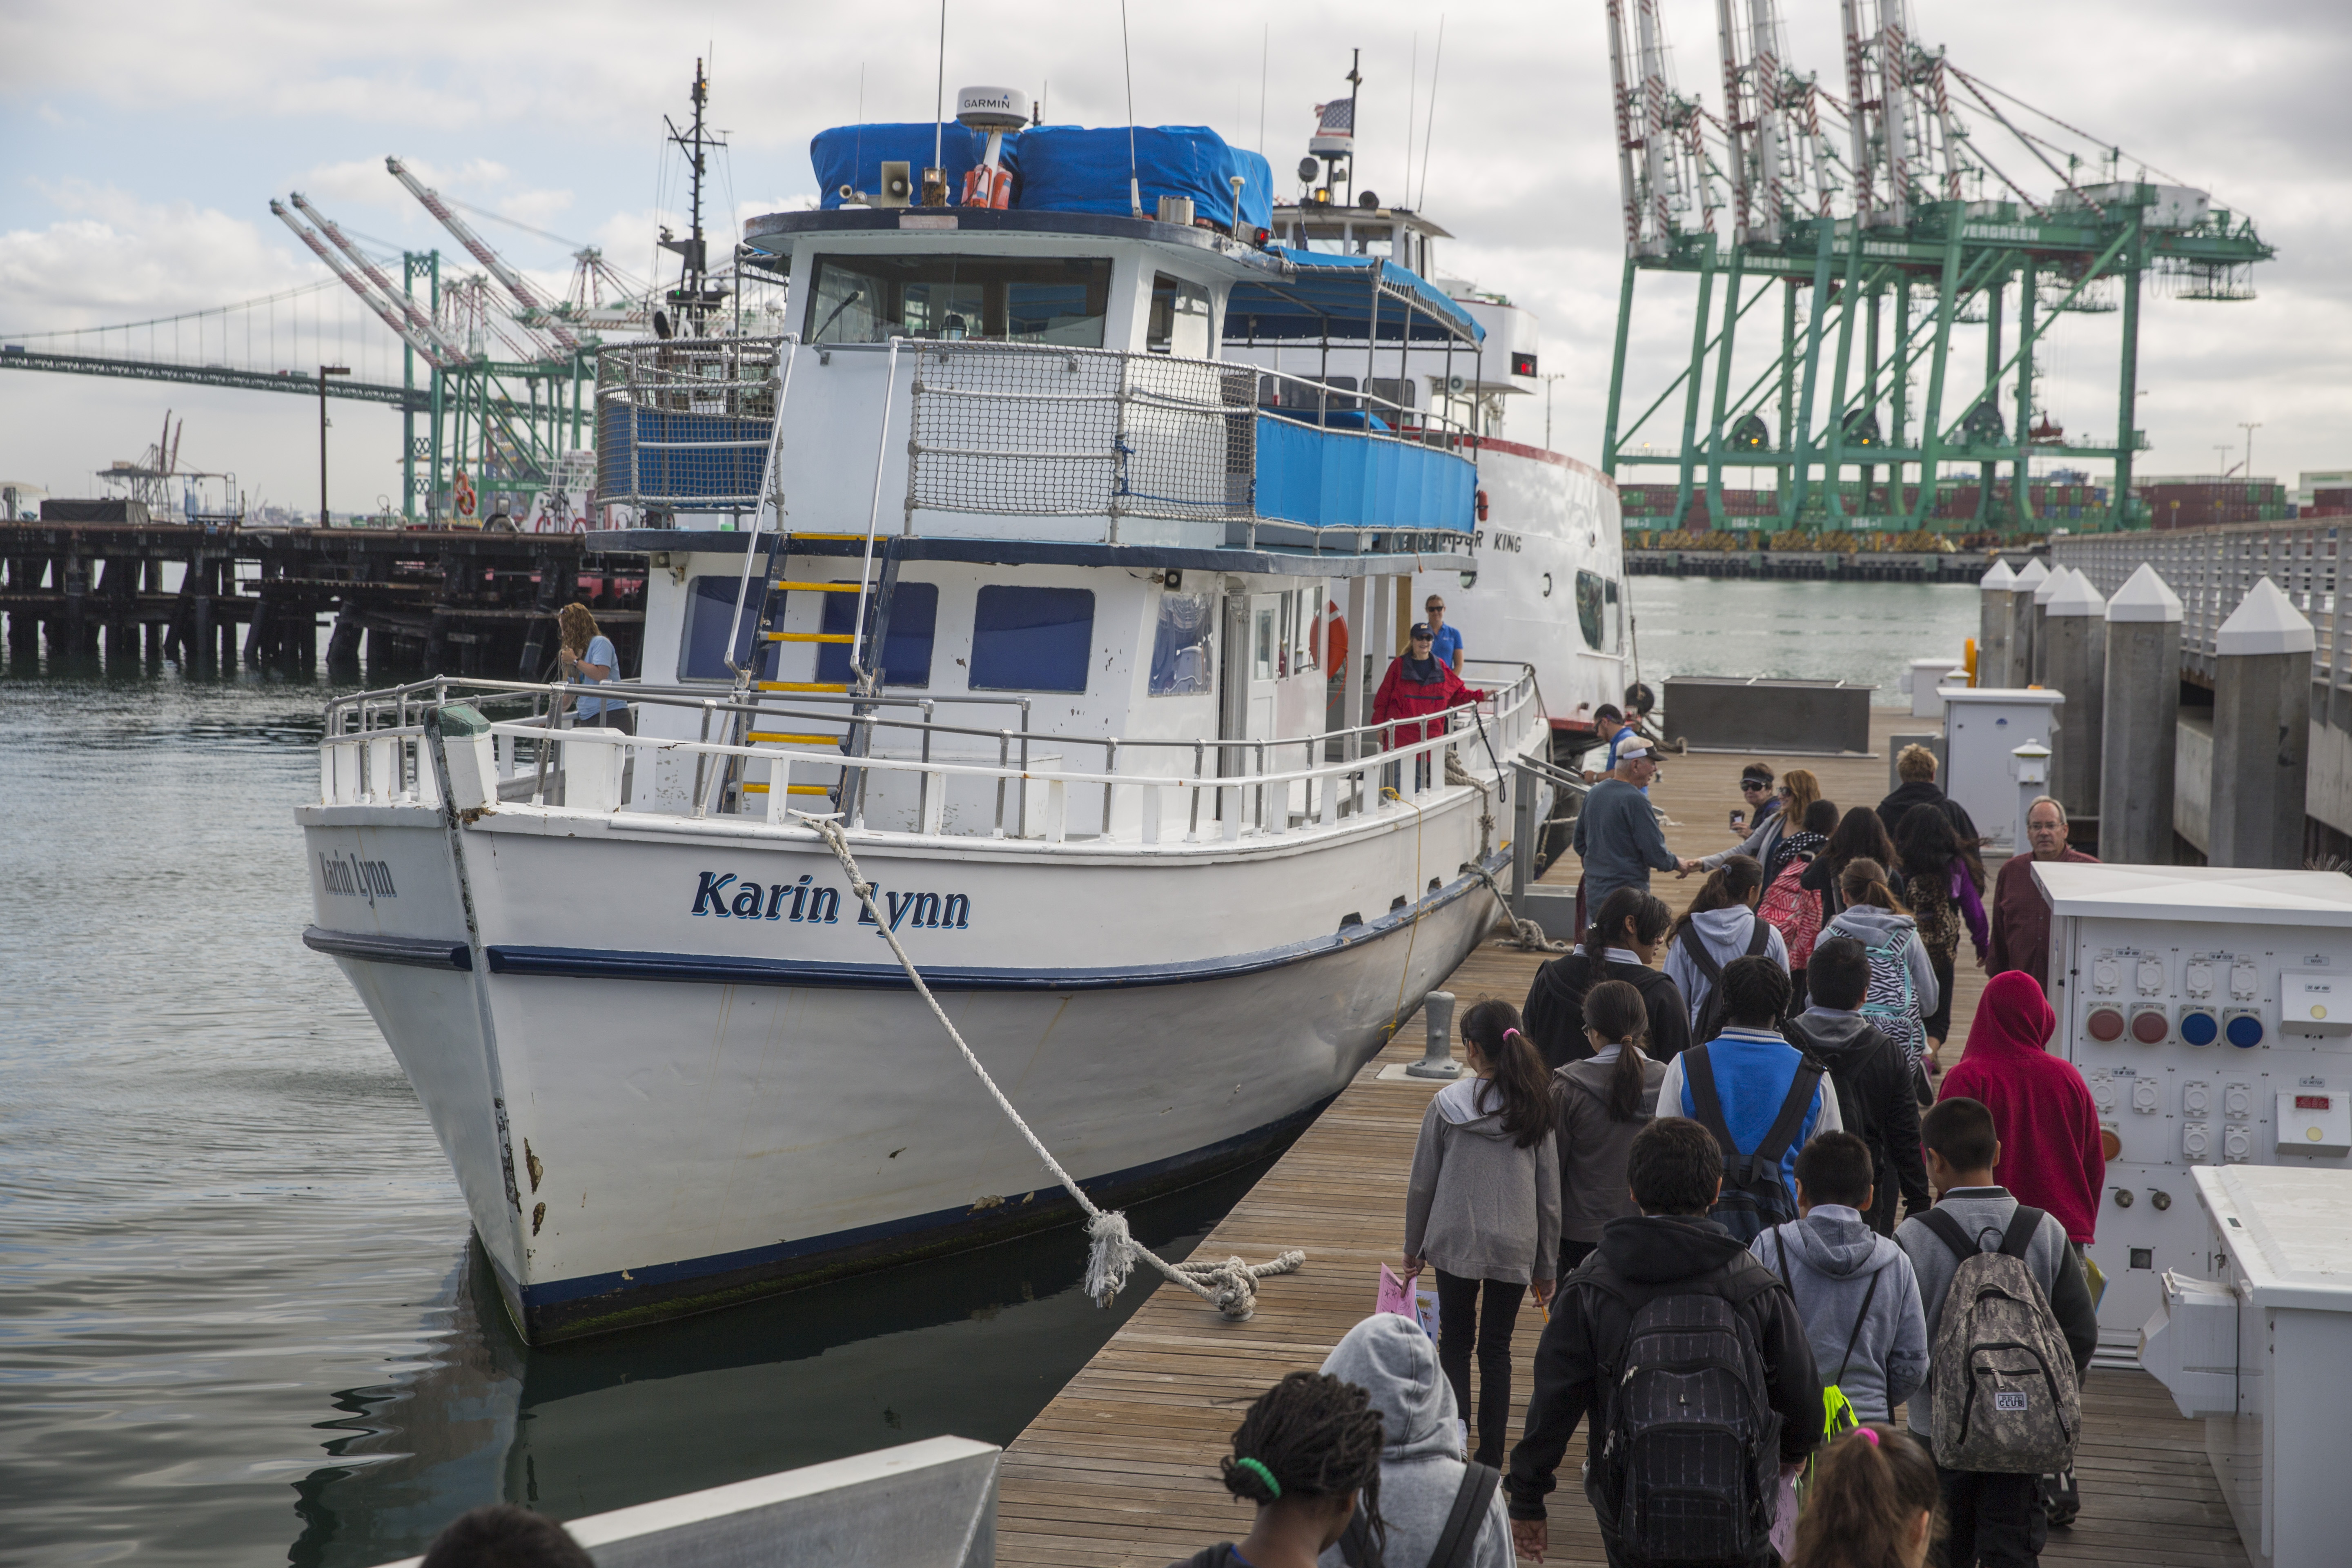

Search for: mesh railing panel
xmin=596 ymin=337 xmax=784 ymax=510
xmin=907 ymin=343 xmax=1254 ymax=521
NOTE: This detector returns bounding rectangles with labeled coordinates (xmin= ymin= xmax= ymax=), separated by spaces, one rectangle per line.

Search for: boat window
xmin=970 ymin=586 xmax=1095 ymax=692
xmin=1253 ymin=606 xmax=1275 ymax=681
xmin=805 ymin=254 xmax=1112 ymax=346
xmin=1149 ymin=590 xmax=1217 ymax=696
xmin=1147 ymin=274 xmax=1214 ymax=357
xmin=679 ymin=575 xmax=775 ymax=682
xmin=1366 ymin=378 xmax=1415 ymax=411
xmin=1575 ymin=570 xmax=1624 ymax=652
xmin=815 ymin=581 xmax=940 ymax=686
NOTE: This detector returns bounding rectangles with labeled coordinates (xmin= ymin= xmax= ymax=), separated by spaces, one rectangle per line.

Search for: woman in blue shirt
xmin=556 ymin=603 xmax=630 ymax=733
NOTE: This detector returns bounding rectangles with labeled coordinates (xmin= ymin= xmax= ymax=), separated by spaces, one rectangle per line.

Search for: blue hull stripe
xmin=303 ymin=925 xmax=472 ymax=971
xmin=520 ymin=1094 xmax=1336 ymax=1315
xmin=479 ymin=851 xmax=1503 ymax=991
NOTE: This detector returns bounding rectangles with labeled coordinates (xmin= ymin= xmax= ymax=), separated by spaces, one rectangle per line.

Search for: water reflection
xmin=285 ymin=1158 xmax=1277 ymax=1568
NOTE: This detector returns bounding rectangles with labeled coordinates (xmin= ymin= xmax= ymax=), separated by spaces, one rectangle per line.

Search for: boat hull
xmin=300 ymin=793 xmax=1501 ymax=1342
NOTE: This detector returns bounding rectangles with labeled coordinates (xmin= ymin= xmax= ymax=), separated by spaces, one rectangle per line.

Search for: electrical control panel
xmin=2040 ymin=864 xmax=2352 ymax=1349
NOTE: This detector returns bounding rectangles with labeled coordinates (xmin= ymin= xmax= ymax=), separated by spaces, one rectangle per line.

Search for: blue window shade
xmin=815 ymin=581 xmax=939 ymax=686
xmin=680 ymin=576 xmax=775 ymax=681
xmin=1149 ymin=590 xmax=1216 ymax=695
xmin=970 ymin=586 xmax=1094 ymax=693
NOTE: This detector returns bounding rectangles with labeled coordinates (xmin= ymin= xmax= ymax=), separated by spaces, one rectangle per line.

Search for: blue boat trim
xmin=519 ymin=1093 xmax=1338 ymax=1314
xmin=303 ymin=925 xmax=472 ymax=971
xmin=483 ymin=852 xmax=1504 ymax=991
xmin=605 ymin=531 xmax=1473 ymax=571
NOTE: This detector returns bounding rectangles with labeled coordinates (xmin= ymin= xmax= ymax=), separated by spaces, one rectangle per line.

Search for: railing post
xmin=1101 ymin=738 xmax=1119 ymax=838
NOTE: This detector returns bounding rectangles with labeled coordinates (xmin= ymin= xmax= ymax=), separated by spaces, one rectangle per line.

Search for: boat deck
xmin=997 ymin=711 xmax=2249 ymax=1568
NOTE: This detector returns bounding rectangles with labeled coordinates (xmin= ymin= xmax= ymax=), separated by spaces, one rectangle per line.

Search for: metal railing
xmin=595 ymin=337 xmax=786 ymax=512
xmin=316 ymin=666 xmax=1542 ymax=850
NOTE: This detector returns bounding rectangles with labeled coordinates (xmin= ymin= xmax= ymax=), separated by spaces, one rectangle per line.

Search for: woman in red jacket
xmin=1372 ymin=624 xmax=1487 ymax=792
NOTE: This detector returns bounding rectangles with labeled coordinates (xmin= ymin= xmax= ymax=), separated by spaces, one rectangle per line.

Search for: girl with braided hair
xmin=1172 ymin=1371 xmax=1387 ymax=1568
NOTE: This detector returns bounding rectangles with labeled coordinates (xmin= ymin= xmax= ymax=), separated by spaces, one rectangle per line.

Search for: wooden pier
xmin=0 ymin=521 xmax=645 ymax=676
xmin=998 ymin=713 xmax=2247 ymax=1568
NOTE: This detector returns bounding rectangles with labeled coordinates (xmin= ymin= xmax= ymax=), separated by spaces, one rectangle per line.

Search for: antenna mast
xmin=661 ymin=59 xmax=731 ymax=335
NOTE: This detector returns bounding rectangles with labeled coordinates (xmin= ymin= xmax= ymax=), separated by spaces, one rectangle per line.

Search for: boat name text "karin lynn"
xmin=690 ymin=871 xmax=972 ymax=933
xmin=320 ymin=852 xmax=398 ymax=905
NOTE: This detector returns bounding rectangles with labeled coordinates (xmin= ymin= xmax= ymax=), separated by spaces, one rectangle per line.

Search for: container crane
xmin=267 ymin=200 xmax=460 ymax=370
xmin=288 ymin=192 xmax=473 ymax=365
xmin=384 ymin=156 xmax=581 ymax=355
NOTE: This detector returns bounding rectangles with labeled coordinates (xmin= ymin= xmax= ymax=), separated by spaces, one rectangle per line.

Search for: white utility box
xmin=2141 ymin=1165 xmax=2352 ymax=1568
xmin=1940 ymin=686 xmax=2064 ymax=853
xmin=2037 ymin=862 xmax=2352 ymax=1353
xmin=1902 ymin=657 xmax=1967 ymax=719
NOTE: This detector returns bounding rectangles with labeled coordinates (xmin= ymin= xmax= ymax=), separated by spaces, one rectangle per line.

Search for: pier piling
xmin=2009 ymin=556 xmax=2050 ymax=688
xmin=2209 ymin=577 xmax=2314 ymax=869
xmin=2099 ymin=564 xmax=2183 ymax=865
xmin=1978 ymin=557 xmax=2019 ymax=686
xmin=2045 ymin=571 xmax=2107 ymax=824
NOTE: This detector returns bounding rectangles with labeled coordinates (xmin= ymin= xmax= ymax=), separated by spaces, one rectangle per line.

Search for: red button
xmin=2087 ymin=1007 xmax=2125 ymax=1042
xmin=2132 ymin=1009 xmax=2170 ymax=1044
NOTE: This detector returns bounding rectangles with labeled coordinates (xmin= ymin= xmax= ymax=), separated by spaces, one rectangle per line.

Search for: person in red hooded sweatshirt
xmin=1373 ymin=623 xmax=1487 ymax=791
xmin=1936 ymin=968 xmax=2107 ymax=1531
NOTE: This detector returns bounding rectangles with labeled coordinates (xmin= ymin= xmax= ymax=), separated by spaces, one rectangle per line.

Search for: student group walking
xmin=1175 ymin=753 xmax=2105 ymax=1568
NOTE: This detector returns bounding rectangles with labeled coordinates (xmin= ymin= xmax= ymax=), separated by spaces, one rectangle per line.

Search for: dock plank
xmin=998 ymin=713 xmax=2243 ymax=1567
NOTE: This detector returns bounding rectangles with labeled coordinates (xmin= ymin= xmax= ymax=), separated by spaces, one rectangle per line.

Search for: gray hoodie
xmin=1405 ymin=1077 xmax=1562 ymax=1284
xmin=1822 ymin=904 xmax=1940 ymax=1059
xmin=1317 ymin=1313 xmax=1515 ymax=1568
xmin=1663 ymin=904 xmax=1793 ymax=1027
xmin=1751 ymin=1205 xmax=1929 ymax=1423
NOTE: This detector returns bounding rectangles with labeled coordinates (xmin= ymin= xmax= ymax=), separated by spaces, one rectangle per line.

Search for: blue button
xmin=2227 ymin=1013 xmax=2265 ymax=1049
xmin=2180 ymin=1010 xmax=2219 ymax=1047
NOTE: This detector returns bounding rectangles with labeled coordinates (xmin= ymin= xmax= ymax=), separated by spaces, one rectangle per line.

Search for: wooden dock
xmin=997 ymin=711 xmax=2248 ymax=1568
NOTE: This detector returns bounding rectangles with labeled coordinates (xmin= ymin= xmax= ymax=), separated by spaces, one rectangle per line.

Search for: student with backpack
xmin=1174 ymin=1371 xmax=1389 ymax=1568
xmin=1787 ymin=1424 xmax=1942 ymax=1568
xmin=1893 ymin=804 xmax=1990 ymax=1066
xmin=1787 ymin=937 xmax=1933 ymax=1236
xmin=1751 ymin=1133 xmax=1929 ymax=1430
xmin=1505 ymin=1116 xmax=1822 ymax=1567
xmin=1550 ymin=980 xmax=1668 ymax=1278
xmin=1760 ymin=797 xmax=1841 ymax=1009
xmin=1653 ymin=957 xmax=1843 ymax=1245
xmin=1521 ymin=887 xmax=1690 ymax=1070
xmin=1895 ymin=1098 xmax=2097 ymax=1568
xmin=1663 ymin=856 xmax=1791 ymax=1042
xmin=1314 ymin=1314 xmax=1515 ymax=1568
xmin=1821 ymin=859 xmax=1939 ymax=1099
xmin=1403 ymin=1001 xmax=1561 ymax=1466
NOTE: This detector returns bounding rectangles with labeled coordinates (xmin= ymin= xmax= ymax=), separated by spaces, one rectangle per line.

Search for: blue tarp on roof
xmin=1013 ymin=126 xmax=1272 ymax=231
xmin=812 ymin=123 xmax=1004 ymax=207
xmin=1227 ymin=247 xmax=1485 ymax=345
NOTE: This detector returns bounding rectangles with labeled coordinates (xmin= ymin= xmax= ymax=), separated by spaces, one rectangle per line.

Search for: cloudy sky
xmin=2 ymin=0 xmax=2345 ymax=514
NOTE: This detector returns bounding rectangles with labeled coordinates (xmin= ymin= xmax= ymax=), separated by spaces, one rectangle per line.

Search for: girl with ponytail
xmin=1663 ymin=854 xmax=1791 ymax=1037
xmin=1789 ymin=1424 xmax=1939 ymax=1568
xmin=1176 ymin=1370 xmax=1387 ymax=1568
xmin=1549 ymin=979 xmax=1667 ymax=1275
xmin=1521 ymin=886 xmax=1692 ymax=1069
xmin=1821 ymin=858 xmax=1941 ymax=1087
xmin=1402 ymin=999 xmax=1561 ymax=1466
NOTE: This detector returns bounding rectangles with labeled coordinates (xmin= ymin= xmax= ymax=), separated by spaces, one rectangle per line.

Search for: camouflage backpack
xmin=1920 ymin=1207 xmax=2080 ymax=1474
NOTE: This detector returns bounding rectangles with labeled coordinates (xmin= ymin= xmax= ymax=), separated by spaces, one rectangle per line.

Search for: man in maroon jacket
xmin=1986 ymin=796 xmax=2098 ymax=996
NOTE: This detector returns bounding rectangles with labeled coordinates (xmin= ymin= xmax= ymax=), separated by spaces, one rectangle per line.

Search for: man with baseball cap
xmin=1572 ymin=737 xmax=1698 ymax=911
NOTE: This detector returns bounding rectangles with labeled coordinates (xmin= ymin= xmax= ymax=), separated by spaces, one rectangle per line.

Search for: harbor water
xmin=0 ymin=578 xmax=1975 ymax=1565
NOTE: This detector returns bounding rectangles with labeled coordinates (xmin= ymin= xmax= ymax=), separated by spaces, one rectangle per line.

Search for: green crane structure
xmin=1599 ymin=0 xmax=2274 ymax=536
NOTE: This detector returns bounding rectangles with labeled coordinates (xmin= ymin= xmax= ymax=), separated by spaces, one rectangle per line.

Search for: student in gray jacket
xmin=1751 ymin=1131 xmax=1929 ymax=1426
xmin=1316 ymin=1312 xmax=1515 ymax=1568
xmin=1550 ymin=980 xmax=1666 ymax=1279
xmin=1404 ymin=1000 xmax=1561 ymax=1466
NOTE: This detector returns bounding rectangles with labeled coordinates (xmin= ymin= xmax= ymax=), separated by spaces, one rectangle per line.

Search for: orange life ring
xmin=1474 ymin=488 xmax=1490 ymax=523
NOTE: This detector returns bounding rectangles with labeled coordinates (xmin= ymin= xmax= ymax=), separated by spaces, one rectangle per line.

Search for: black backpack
xmin=1679 ymin=917 xmax=1774 ymax=1047
xmin=1588 ymin=1287 xmax=1783 ymax=1565
xmin=1683 ymin=1043 xmax=1822 ymax=1246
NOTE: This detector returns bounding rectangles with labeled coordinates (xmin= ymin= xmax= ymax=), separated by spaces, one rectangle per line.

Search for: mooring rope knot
xmin=796 ymin=811 xmax=1304 ymax=1321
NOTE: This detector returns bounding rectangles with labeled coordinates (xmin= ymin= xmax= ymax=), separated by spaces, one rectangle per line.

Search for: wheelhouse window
xmin=679 ymin=575 xmax=772 ymax=682
xmin=970 ymin=586 xmax=1095 ymax=693
xmin=815 ymin=581 xmax=940 ymax=687
xmin=805 ymin=254 xmax=1112 ymax=346
xmin=1574 ymin=570 xmax=1622 ymax=652
xmin=1147 ymin=274 xmax=1213 ymax=357
xmin=1149 ymin=590 xmax=1216 ymax=696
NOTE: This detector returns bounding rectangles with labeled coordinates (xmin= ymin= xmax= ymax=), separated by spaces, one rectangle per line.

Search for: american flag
xmin=1314 ymin=100 xmax=1354 ymax=136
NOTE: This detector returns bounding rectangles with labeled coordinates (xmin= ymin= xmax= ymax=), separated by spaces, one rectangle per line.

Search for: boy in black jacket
xmin=1786 ymin=936 xmax=1933 ymax=1235
xmin=1505 ymin=1117 xmax=1821 ymax=1566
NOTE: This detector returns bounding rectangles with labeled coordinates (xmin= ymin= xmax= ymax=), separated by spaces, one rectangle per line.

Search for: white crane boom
xmin=289 ymin=192 xmax=474 ymax=365
xmin=268 ymin=200 xmax=457 ymax=370
xmin=384 ymin=156 xmax=581 ymax=353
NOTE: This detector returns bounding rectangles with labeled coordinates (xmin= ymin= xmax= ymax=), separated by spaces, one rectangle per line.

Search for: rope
xmin=791 ymin=810 xmax=1304 ymax=1319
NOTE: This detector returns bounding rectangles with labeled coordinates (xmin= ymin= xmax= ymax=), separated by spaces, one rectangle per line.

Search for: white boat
xmin=299 ymin=95 xmax=1566 ymax=1342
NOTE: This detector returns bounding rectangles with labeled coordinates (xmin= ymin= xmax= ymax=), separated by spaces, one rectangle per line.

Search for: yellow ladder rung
xmin=741 ymin=783 xmax=835 ymax=795
xmin=746 ymin=731 xmax=842 ymax=745
xmin=770 ymin=580 xmax=874 ymax=592
xmin=765 ymin=631 xmax=856 ymax=643
xmin=757 ymin=681 xmax=851 ymax=693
